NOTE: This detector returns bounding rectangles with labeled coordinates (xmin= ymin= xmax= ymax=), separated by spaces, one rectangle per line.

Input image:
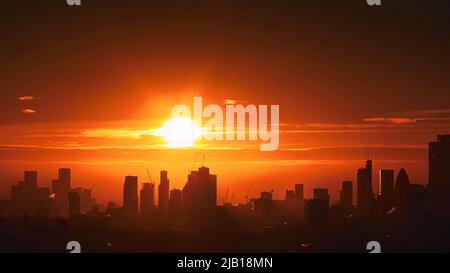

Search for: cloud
xmin=406 ymin=108 xmax=450 ymax=116
xmin=364 ymin=117 xmax=417 ymax=124
xmin=282 ymin=144 xmax=427 ymax=151
xmin=80 ymin=128 xmax=155 ymax=139
xmin=18 ymin=96 xmax=36 ymax=101
xmin=21 ymin=108 xmax=36 ymax=114
xmin=223 ymin=99 xmax=248 ymax=105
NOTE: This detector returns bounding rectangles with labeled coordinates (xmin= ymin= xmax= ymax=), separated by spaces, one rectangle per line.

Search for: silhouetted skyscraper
xmin=429 ymin=135 xmax=450 ymax=193
xmin=24 ymin=171 xmax=37 ymax=189
xmin=182 ymin=166 xmax=217 ymax=228
xmin=260 ymin=191 xmax=272 ymax=200
xmin=366 ymin=159 xmax=373 ymax=189
xmin=123 ymin=176 xmax=138 ymax=217
xmin=379 ymin=169 xmax=394 ymax=211
xmin=158 ymin=170 xmax=170 ymax=216
xmin=407 ymin=184 xmax=426 ymax=228
xmin=68 ymin=191 xmax=80 ymax=217
xmin=183 ymin=167 xmax=217 ymax=209
xmin=294 ymin=184 xmax=305 ymax=217
xmin=51 ymin=168 xmax=71 ymax=218
xmin=357 ymin=167 xmax=373 ymax=217
xmin=313 ymin=188 xmax=329 ymax=207
xmin=169 ymin=189 xmax=182 ymax=212
xmin=340 ymin=181 xmax=353 ymax=212
xmin=140 ymin=182 xmax=155 ymax=217
xmin=285 ymin=190 xmax=295 ymax=201
xmin=395 ymin=168 xmax=410 ymax=213
xmin=294 ymin=184 xmax=304 ymax=201
xmin=58 ymin=168 xmax=71 ymax=192
xmin=9 ymin=171 xmax=51 ymax=217
xmin=168 ymin=189 xmax=183 ymax=226
xmin=51 ymin=179 xmax=59 ymax=195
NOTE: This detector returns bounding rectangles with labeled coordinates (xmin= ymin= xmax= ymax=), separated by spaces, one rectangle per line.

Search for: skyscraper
xmin=429 ymin=135 xmax=450 ymax=193
xmin=169 ymin=189 xmax=182 ymax=212
xmin=183 ymin=167 xmax=217 ymax=209
xmin=340 ymin=181 xmax=353 ymax=212
xmin=408 ymin=184 xmax=426 ymax=229
xmin=182 ymin=166 xmax=217 ymax=228
xmin=24 ymin=171 xmax=37 ymax=189
xmin=313 ymin=188 xmax=329 ymax=206
xmin=294 ymin=184 xmax=305 ymax=217
xmin=140 ymin=182 xmax=155 ymax=217
xmin=357 ymin=167 xmax=373 ymax=217
xmin=158 ymin=170 xmax=170 ymax=216
xmin=68 ymin=191 xmax=80 ymax=217
xmin=395 ymin=168 xmax=410 ymax=213
xmin=379 ymin=169 xmax=395 ymax=211
xmin=10 ymin=171 xmax=50 ymax=217
xmin=51 ymin=179 xmax=59 ymax=196
xmin=366 ymin=159 xmax=372 ymax=189
xmin=168 ymin=189 xmax=183 ymax=224
xmin=52 ymin=168 xmax=71 ymax=218
xmin=123 ymin=176 xmax=138 ymax=217
xmin=294 ymin=184 xmax=304 ymax=201
xmin=58 ymin=168 xmax=71 ymax=192
xmin=285 ymin=190 xmax=295 ymax=201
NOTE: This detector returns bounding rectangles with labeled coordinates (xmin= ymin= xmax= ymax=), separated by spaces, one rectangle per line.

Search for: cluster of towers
xmin=7 ymin=168 xmax=96 ymax=218
xmin=121 ymin=167 xmax=217 ymax=227
xmin=2 ymin=134 xmax=450 ymax=234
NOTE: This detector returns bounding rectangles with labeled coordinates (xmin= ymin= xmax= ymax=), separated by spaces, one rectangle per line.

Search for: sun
xmin=157 ymin=116 xmax=202 ymax=147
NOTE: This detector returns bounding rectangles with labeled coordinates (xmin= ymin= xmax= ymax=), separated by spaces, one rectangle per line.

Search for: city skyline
xmin=1 ymin=1 xmax=450 ymax=204
xmin=1 ymin=0 xmax=450 ymax=253
xmin=0 ymin=159 xmax=428 ymax=207
xmin=1 ymin=134 xmax=447 ymax=212
xmin=1 ymin=133 xmax=449 ymax=252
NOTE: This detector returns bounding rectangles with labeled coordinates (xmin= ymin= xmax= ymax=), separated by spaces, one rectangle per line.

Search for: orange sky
xmin=0 ymin=1 xmax=450 ymax=205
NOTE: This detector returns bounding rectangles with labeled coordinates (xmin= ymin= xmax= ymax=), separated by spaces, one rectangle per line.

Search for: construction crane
xmin=190 ymin=152 xmax=199 ymax=173
xmin=146 ymin=168 xmax=154 ymax=183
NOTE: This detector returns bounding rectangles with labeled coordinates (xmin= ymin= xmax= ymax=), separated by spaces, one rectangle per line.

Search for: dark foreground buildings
xmin=1 ymin=135 xmax=450 ymax=252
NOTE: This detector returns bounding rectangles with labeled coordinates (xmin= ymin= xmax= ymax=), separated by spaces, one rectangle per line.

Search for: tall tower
xmin=58 ymin=168 xmax=71 ymax=192
xmin=357 ymin=168 xmax=372 ymax=217
xmin=123 ymin=176 xmax=138 ymax=217
xmin=340 ymin=180 xmax=353 ymax=212
xmin=429 ymin=135 xmax=450 ymax=193
xmin=24 ymin=171 xmax=37 ymax=189
xmin=365 ymin=159 xmax=373 ymax=191
xmin=294 ymin=184 xmax=304 ymax=202
xmin=395 ymin=168 xmax=410 ymax=213
xmin=182 ymin=166 xmax=217 ymax=228
xmin=68 ymin=191 xmax=81 ymax=217
xmin=313 ymin=187 xmax=329 ymax=207
xmin=158 ymin=170 xmax=170 ymax=216
xmin=140 ymin=183 xmax=155 ymax=217
xmin=379 ymin=169 xmax=395 ymax=211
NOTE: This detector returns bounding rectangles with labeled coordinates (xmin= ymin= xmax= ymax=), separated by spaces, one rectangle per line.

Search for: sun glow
xmin=157 ymin=116 xmax=202 ymax=147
